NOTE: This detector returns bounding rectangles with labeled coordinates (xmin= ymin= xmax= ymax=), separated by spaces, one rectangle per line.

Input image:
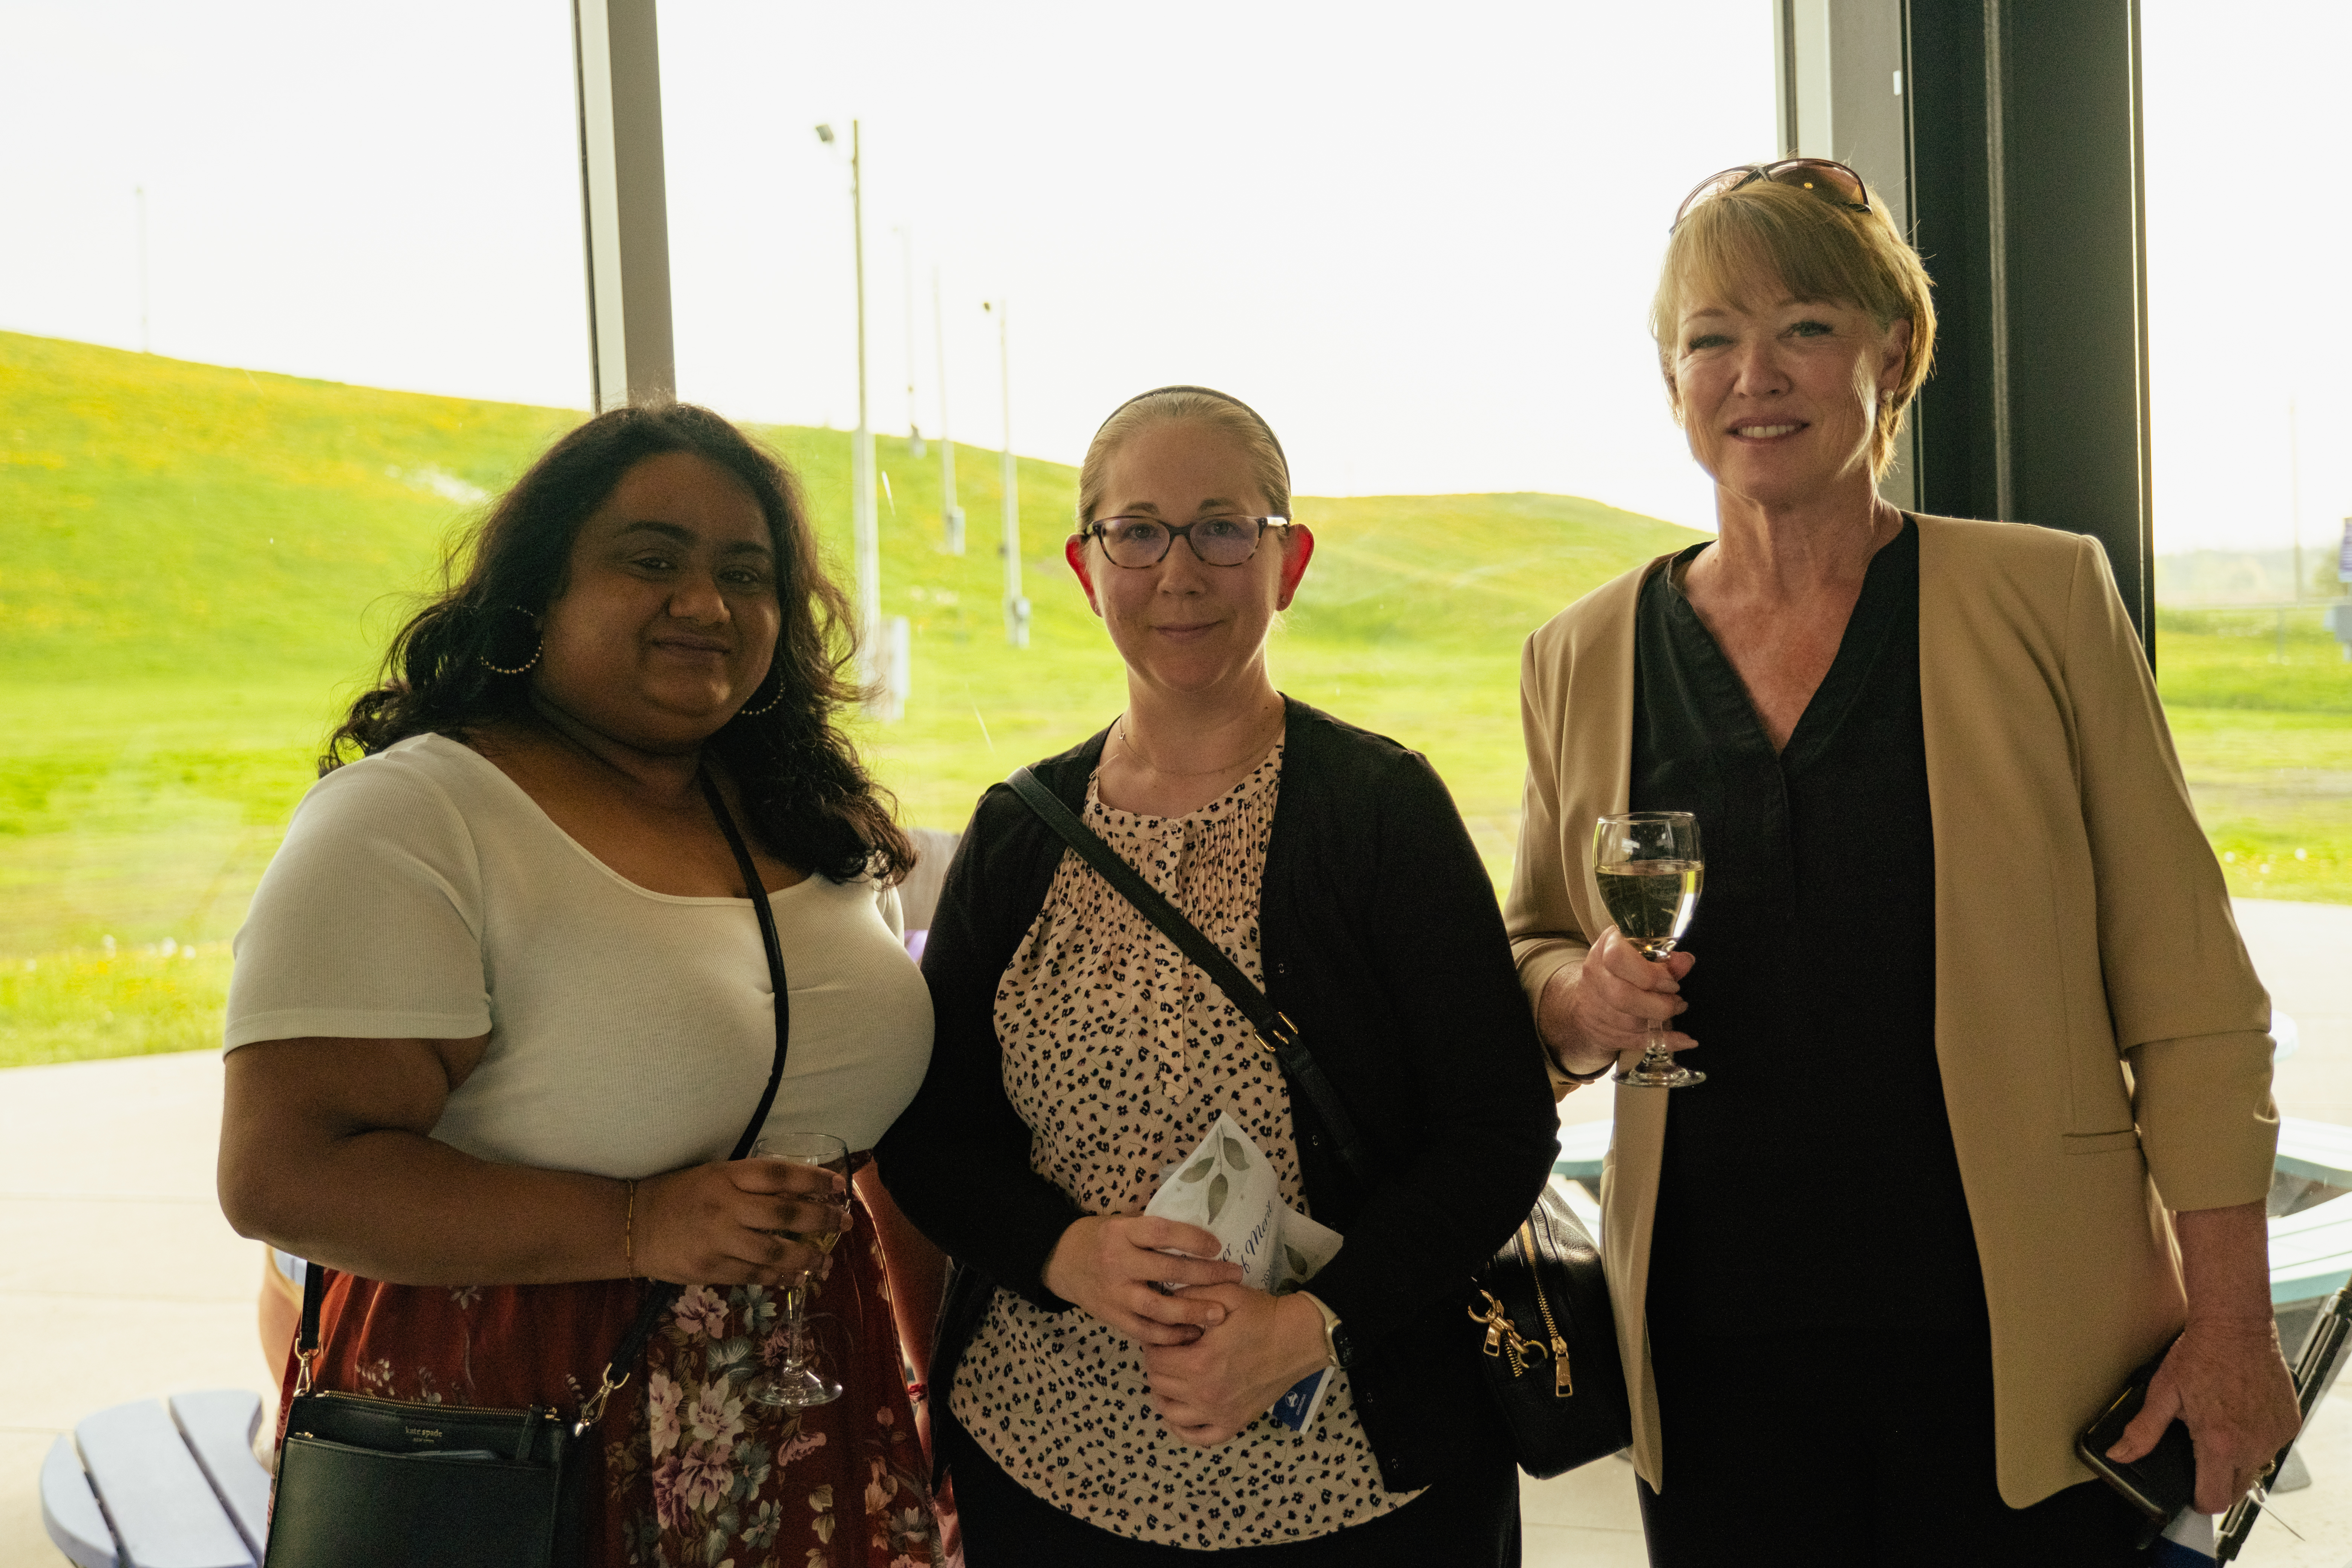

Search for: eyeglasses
xmin=1672 ymin=159 xmax=1871 ymax=231
xmin=1084 ymin=514 xmax=1290 ymax=569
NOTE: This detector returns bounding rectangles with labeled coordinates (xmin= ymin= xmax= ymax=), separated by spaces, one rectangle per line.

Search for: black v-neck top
xmin=1631 ymin=519 xmax=1985 ymax=1336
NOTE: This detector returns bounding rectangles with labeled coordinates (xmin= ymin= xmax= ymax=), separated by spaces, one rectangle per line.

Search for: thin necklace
xmin=1116 ymin=702 xmax=1280 ymax=779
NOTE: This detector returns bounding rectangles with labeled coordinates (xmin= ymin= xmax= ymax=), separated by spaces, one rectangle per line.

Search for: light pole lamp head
xmin=814 ymin=123 xmax=835 ymax=145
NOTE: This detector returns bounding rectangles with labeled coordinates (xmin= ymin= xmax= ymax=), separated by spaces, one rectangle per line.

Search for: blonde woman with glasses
xmin=879 ymin=387 xmax=1558 ymax=1565
xmin=1505 ymin=161 xmax=2298 ymax=1565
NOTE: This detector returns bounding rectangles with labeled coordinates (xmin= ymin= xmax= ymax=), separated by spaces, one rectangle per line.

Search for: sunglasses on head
xmin=1672 ymin=159 xmax=1872 ymax=231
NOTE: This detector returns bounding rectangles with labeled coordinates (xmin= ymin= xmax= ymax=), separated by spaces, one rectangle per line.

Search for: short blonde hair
xmin=1651 ymin=176 xmax=1937 ymax=478
xmin=1076 ymin=386 xmax=1291 ymax=528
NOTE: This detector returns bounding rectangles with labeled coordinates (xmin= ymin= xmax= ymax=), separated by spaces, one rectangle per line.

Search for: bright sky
xmin=2 ymin=0 xmax=2343 ymax=556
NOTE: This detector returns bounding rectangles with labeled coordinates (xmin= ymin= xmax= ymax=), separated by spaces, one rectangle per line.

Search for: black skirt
xmin=942 ymin=1418 xmax=1521 ymax=1567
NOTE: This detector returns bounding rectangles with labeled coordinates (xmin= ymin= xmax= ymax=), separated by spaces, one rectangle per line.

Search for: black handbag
xmin=1464 ymin=1177 xmax=1629 ymax=1476
xmin=263 ymin=772 xmax=795 ymax=1566
xmin=1006 ymin=765 xmax=1629 ymax=1478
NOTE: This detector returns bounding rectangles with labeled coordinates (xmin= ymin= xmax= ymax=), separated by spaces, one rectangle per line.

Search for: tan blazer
xmin=1504 ymin=514 xmax=2278 ymax=1507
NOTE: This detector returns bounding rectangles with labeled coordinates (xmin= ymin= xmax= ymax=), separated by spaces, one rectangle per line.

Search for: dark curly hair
xmin=325 ymin=403 xmax=912 ymax=886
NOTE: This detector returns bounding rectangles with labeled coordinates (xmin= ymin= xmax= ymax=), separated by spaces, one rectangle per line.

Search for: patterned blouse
xmin=946 ymin=742 xmax=1416 ymax=1548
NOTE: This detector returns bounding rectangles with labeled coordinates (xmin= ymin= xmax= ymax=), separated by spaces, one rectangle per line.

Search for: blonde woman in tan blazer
xmin=1504 ymin=161 xmax=2298 ymax=1566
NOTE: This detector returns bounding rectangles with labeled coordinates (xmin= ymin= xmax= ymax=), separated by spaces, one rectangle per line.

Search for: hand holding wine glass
xmin=748 ymin=1132 xmax=852 ymax=1407
xmin=1591 ymin=812 xmax=1705 ymax=1089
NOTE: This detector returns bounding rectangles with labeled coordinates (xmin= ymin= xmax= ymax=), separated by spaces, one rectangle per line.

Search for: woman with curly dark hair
xmin=219 ymin=404 xmax=950 ymax=1567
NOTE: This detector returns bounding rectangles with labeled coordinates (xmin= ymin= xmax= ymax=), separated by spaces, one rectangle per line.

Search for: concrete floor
xmin=3 ymin=898 xmax=2348 ymax=1566
xmin=0 ymin=1048 xmax=281 ymax=1566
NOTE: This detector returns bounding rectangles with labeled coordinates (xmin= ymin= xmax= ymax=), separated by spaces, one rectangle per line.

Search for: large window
xmin=2142 ymin=0 xmax=2352 ymax=908
xmin=3 ymin=0 xmax=1777 ymax=1065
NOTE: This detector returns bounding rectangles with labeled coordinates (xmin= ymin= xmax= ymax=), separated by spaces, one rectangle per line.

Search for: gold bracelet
xmin=624 ymin=1179 xmax=637 ymax=1277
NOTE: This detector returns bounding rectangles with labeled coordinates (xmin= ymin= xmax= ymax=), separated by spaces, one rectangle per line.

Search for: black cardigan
xmin=874 ymin=698 xmax=1559 ymax=1492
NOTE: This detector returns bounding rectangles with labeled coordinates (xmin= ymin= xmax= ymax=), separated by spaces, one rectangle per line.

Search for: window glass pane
xmin=1 ymin=5 xmax=1770 ymax=1070
xmin=2143 ymin=1 xmax=2352 ymax=908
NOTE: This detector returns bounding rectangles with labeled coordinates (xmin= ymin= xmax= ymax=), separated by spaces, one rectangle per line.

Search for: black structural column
xmin=1778 ymin=0 xmax=2157 ymax=657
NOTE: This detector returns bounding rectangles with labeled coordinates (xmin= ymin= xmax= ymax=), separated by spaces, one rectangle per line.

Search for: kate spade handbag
xmin=263 ymin=772 xmax=795 ymax=1566
xmin=1006 ymin=765 xmax=1629 ymax=1478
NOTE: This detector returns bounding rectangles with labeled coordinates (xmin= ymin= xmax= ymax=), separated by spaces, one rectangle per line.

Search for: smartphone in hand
xmin=2076 ymin=1344 xmax=2195 ymax=1552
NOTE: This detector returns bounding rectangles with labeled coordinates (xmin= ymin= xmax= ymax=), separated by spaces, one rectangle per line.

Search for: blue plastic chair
xmin=41 ymin=1389 xmax=270 ymax=1568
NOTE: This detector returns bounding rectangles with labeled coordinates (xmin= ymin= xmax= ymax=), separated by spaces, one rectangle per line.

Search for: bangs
xmin=1655 ymin=181 xmax=1907 ymax=334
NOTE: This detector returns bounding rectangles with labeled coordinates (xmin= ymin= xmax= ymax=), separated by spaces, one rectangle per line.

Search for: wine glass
xmin=1591 ymin=812 xmax=1706 ymax=1089
xmin=748 ymin=1132 xmax=851 ymax=1408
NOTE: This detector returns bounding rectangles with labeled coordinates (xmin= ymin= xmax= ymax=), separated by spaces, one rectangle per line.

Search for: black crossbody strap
xmin=297 ymin=1248 xmax=326 ymax=1361
xmin=596 ymin=776 xmax=795 ymax=1385
xmin=699 ymin=770 xmax=795 ymax=1162
xmin=293 ymin=770 xmax=795 ymax=1414
xmin=1006 ymin=765 xmax=1374 ymax=1185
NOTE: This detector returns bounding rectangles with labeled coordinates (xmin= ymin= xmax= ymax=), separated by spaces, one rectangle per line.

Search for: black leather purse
xmin=1464 ymin=1178 xmax=1629 ymax=1476
xmin=263 ymin=773 xmax=794 ymax=1566
xmin=1006 ymin=765 xmax=1629 ymax=1478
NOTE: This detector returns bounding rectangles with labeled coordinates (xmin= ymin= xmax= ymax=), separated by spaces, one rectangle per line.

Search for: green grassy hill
xmin=3 ymin=330 xmax=2347 ymax=1067
xmin=0 ymin=331 xmax=1700 ymax=1064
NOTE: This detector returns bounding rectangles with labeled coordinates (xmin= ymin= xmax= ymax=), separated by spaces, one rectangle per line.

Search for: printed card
xmin=1143 ymin=1112 xmax=1348 ymax=1433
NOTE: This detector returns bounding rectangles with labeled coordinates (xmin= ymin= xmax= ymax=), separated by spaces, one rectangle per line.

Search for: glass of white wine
xmin=749 ymin=1132 xmax=851 ymax=1408
xmin=1591 ymin=812 xmax=1705 ymax=1089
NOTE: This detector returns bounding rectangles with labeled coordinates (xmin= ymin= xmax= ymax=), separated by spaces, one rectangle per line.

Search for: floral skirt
xmin=276 ymin=1168 xmax=949 ymax=1568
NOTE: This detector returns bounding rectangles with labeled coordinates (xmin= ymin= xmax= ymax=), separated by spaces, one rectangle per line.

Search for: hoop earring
xmin=737 ymin=670 xmax=786 ymax=717
xmin=480 ymin=605 xmax=542 ymax=675
xmin=480 ymin=643 xmax=541 ymax=676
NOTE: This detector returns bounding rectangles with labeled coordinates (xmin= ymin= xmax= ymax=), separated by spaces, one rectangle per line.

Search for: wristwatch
xmin=1298 ymin=1290 xmax=1352 ymax=1369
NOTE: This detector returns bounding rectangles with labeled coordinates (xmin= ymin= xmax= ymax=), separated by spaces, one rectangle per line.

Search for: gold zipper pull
xmin=1553 ymin=1344 xmax=1573 ymax=1396
xmin=1469 ymin=1291 xmax=1510 ymax=1358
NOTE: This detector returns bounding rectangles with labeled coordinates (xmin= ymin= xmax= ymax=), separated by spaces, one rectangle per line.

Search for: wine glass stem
xmin=781 ymin=1279 xmax=808 ymax=1373
xmin=1640 ymin=953 xmax=1675 ymax=1068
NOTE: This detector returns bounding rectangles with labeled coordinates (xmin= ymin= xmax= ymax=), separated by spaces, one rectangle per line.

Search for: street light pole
xmin=818 ymin=119 xmax=902 ymax=717
xmin=988 ymin=299 xmax=1029 ymax=648
xmin=849 ymin=122 xmax=877 ymax=668
xmin=934 ymin=265 xmax=963 ymax=554
xmin=899 ymin=228 xmax=923 ymax=459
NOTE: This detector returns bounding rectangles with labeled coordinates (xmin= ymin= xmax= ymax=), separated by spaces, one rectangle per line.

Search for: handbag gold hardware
xmin=1518 ymin=1218 xmax=1574 ymax=1397
xmin=1468 ymin=1289 xmax=1550 ymax=1378
xmin=1465 ymin=1219 xmax=1579 ymax=1395
xmin=573 ymin=1364 xmax=631 ymax=1435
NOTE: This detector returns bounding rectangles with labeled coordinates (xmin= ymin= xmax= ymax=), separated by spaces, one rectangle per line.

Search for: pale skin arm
xmin=1141 ymin=1286 xmax=1332 ymax=1446
xmin=1044 ymin=1215 xmax=1320 ymax=1446
xmin=2110 ymin=1200 xmax=2303 ymax=1513
xmin=219 ymin=1035 xmax=841 ymax=1288
xmin=1537 ymin=925 xmax=1698 ymax=1078
xmin=1040 ymin=1215 xmax=1242 ymax=1346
